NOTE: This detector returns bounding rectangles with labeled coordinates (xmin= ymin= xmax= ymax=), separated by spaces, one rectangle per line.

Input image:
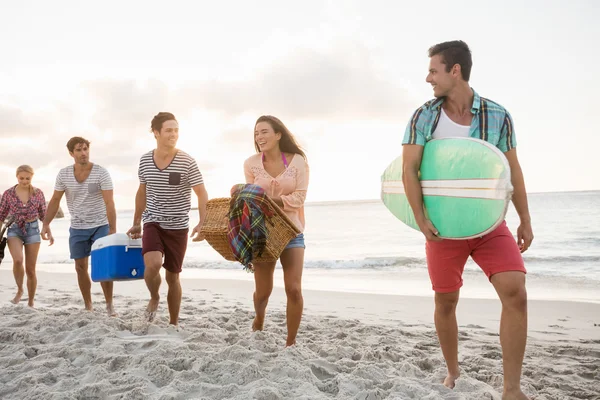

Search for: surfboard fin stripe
xmin=382 ymin=180 xmax=512 ymax=200
xmin=382 ymin=186 xmax=511 ymax=200
xmin=382 ymin=178 xmax=512 ymax=190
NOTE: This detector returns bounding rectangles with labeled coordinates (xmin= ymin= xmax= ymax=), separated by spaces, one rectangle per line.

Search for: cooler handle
xmin=125 ymin=239 xmax=142 ymax=252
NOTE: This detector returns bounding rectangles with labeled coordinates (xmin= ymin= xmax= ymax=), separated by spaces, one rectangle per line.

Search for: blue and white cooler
xmin=91 ymin=233 xmax=145 ymax=282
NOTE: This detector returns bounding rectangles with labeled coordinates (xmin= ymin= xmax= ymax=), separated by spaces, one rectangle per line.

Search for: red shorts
xmin=425 ymin=221 xmax=526 ymax=293
xmin=141 ymin=223 xmax=189 ymax=274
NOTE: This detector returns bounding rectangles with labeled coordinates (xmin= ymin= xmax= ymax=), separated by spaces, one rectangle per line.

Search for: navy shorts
xmin=69 ymin=224 xmax=109 ymax=260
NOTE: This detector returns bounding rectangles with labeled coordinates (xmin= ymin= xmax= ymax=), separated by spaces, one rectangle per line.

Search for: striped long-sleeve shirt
xmin=402 ymin=88 xmax=517 ymax=152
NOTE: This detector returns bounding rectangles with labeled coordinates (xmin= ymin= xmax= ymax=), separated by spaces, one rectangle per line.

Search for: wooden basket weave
xmin=200 ymin=197 xmax=301 ymax=263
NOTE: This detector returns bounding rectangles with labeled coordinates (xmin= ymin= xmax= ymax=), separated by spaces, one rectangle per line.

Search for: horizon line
xmin=100 ymin=188 xmax=597 ymax=213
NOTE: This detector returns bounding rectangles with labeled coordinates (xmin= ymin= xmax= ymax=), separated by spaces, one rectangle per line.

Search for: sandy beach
xmin=1 ymin=269 xmax=599 ymax=400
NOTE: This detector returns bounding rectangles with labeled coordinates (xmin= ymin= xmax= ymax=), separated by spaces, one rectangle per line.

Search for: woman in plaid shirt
xmin=0 ymin=165 xmax=48 ymax=307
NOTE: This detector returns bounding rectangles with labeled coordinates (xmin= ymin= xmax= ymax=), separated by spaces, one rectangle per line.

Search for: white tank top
xmin=432 ymin=108 xmax=470 ymax=139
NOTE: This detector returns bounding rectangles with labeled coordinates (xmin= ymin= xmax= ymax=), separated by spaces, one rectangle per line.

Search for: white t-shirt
xmin=432 ymin=108 xmax=470 ymax=139
xmin=54 ymin=164 xmax=113 ymax=229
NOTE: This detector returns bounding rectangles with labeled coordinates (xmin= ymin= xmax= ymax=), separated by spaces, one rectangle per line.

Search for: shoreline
xmin=3 ymin=263 xmax=599 ymax=305
xmin=1 ymin=270 xmax=599 ymax=341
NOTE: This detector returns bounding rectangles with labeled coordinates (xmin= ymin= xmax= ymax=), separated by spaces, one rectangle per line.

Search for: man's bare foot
xmin=285 ymin=339 xmax=296 ymax=347
xmin=443 ymin=372 xmax=460 ymax=389
xmin=252 ymin=317 xmax=264 ymax=331
xmin=27 ymin=300 xmax=34 ymax=308
xmin=10 ymin=290 xmax=23 ymax=304
xmin=106 ymin=303 xmax=118 ymax=317
xmin=145 ymin=297 xmax=159 ymax=322
xmin=502 ymin=389 xmax=529 ymax=400
xmin=84 ymin=302 xmax=93 ymax=311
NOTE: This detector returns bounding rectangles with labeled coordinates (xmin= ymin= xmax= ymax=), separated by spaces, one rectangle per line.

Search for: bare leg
xmin=143 ymin=251 xmax=163 ymax=322
xmin=280 ymin=248 xmax=304 ymax=347
xmin=491 ymin=271 xmax=529 ymax=400
xmin=165 ymin=270 xmax=182 ymax=325
xmin=24 ymin=242 xmax=40 ymax=307
xmin=74 ymin=258 xmax=93 ymax=310
xmin=8 ymin=238 xmax=24 ymax=304
xmin=434 ymin=290 xmax=461 ymax=388
xmin=251 ymin=261 xmax=276 ymax=331
xmin=99 ymin=280 xmax=116 ymax=316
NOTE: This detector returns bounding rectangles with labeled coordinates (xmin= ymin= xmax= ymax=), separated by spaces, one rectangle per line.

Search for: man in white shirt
xmin=42 ymin=137 xmax=118 ymax=316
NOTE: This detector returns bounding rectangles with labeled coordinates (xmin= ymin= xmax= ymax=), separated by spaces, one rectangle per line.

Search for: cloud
xmin=0 ymin=105 xmax=50 ymax=137
xmin=82 ymin=78 xmax=170 ymax=131
xmin=0 ymin=39 xmax=413 ymax=200
xmin=0 ymin=142 xmax=58 ymax=168
xmin=0 ymin=103 xmax=65 ymax=168
xmin=176 ymin=42 xmax=416 ymax=121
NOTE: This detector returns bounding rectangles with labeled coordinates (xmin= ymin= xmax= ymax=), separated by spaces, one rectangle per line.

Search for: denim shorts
xmin=69 ymin=224 xmax=109 ymax=260
xmin=7 ymin=220 xmax=41 ymax=245
xmin=285 ymin=233 xmax=305 ymax=249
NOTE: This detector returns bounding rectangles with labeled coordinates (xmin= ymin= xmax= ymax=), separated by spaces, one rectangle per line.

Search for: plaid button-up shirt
xmin=402 ymin=88 xmax=517 ymax=153
xmin=0 ymin=186 xmax=46 ymax=234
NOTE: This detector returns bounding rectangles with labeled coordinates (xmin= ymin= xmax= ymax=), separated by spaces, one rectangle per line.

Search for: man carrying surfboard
xmin=401 ymin=40 xmax=534 ymax=400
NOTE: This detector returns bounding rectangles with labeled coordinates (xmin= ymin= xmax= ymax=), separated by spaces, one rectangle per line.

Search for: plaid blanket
xmin=227 ymin=184 xmax=274 ymax=271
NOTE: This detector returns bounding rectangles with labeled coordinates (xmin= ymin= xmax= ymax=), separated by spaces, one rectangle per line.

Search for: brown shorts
xmin=141 ymin=222 xmax=188 ymax=273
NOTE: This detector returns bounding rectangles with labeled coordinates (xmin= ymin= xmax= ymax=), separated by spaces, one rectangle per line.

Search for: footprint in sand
xmin=548 ymin=324 xmax=569 ymax=330
xmin=465 ymin=324 xmax=485 ymax=329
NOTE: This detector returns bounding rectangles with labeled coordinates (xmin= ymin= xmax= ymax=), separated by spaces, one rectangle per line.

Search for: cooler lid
xmin=91 ymin=233 xmax=142 ymax=251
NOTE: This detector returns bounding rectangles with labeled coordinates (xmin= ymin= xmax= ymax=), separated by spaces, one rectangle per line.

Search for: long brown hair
xmin=254 ymin=115 xmax=306 ymax=160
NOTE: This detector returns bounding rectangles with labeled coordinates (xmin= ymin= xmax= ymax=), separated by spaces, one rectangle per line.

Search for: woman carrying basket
xmin=243 ymin=115 xmax=310 ymax=347
xmin=0 ymin=165 xmax=48 ymax=307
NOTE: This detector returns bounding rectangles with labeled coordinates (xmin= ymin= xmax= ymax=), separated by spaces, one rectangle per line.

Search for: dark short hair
xmin=428 ymin=40 xmax=472 ymax=81
xmin=66 ymin=137 xmax=90 ymax=153
xmin=150 ymin=112 xmax=177 ymax=133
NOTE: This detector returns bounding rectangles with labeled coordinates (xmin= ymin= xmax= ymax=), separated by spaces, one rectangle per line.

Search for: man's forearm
xmin=107 ymin=203 xmax=117 ymax=232
xmin=197 ymin=190 xmax=208 ymax=226
xmin=43 ymin=199 xmax=60 ymax=225
xmin=403 ymin=171 xmax=426 ymax=224
xmin=133 ymin=190 xmax=146 ymax=226
xmin=511 ymin=165 xmax=531 ymax=223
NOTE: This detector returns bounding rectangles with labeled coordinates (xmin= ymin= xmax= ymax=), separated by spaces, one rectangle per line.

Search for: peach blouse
xmin=243 ymin=153 xmax=309 ymax=232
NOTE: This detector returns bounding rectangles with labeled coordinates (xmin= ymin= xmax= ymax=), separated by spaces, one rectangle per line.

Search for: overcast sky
xmin=1 ymin=0 xmax=598 ymax=209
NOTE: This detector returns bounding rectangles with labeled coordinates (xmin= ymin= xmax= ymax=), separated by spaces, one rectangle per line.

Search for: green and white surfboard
xmin=381 ymin=138 xmax=513 ymax=240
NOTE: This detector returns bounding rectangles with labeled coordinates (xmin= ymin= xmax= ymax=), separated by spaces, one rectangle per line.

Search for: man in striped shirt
xmin=127 ymin=112 xmax=208 ymax=327
xmin=42 ymin=137 xmax=118 ymax=316
xmin=402 ymin=41 xmax=533 ymax=399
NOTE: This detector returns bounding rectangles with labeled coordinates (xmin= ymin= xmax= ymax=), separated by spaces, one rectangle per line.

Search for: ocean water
xmin=2 ymin=191 xmax=599 ymax=301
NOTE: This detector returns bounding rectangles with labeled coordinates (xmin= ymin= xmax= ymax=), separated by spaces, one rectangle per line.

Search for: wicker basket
xmin=200 ymin=197 xmax=301 ymax=263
